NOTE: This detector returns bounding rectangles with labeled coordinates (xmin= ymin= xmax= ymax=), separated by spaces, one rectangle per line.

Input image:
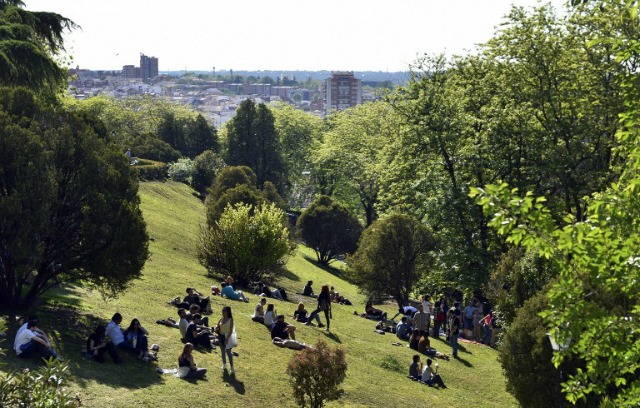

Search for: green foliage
xmin=209 ymin=165 xmax=257 ymax=202
xmin=157 ymin=112 xmax=218 ymax=158
xmin=263 ymin=180 xmax=287 ymax=210
xmin=0 ymin=0 xmax=76 ymax=92
xmin=207 ymin=184 xmax=267 ymax=224
xmin=190 ymin=149 xmax=225 ymax=195
xmin=485 ymin=247 xmax=557 ymax=325
xmin=167 ymin=158 xmax=194 ymax=184
xmin=198 ymin=203 xmax=292 ymax=284
xmin=0 ymin=359 xmax=79 ymax=407
xmin=296 ymin=195 xmax=362 ymax=265
xmin=130 ymin=133 xmax=182 ymax=162
xmin=350 ymin=214 xmax=436 ymax=307
xmin=132 ymin=159 xmax=167 ymax=181
xmin=286 ymin=340 xmax=347 ymax=408
xmin=498 ymin=291 xmax=563 ymax=408
xmin=0 ymin=87 xmax=149 ymax=307
xmin=223 ymin=99 xmax=287 ymax=191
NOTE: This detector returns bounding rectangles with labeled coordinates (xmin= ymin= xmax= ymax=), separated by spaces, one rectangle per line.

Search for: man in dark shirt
xmin=185 ymin=314 xmax=214 ymax=348
xmin=270 ymin=315 xmax=296 ymax=340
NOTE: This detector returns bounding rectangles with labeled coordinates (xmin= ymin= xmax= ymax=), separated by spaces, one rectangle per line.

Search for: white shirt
xmin=105 ymin=320 xmax=124 ymax=345
xmin=14 ymin=322 xmax=28 ymax=351
xmin=178 ymin=318 xmax=189 ymax=338
xmin=264 ymin=311 xmax=276 ymax=326
xmin=422 ymin=301 xmax=433 ymax=314
xmin=14 ymin=328 xmax=37 ymax=354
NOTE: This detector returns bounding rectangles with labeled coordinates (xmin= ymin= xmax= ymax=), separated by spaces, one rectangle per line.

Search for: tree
xmin=0 ymin=0 xmax=76 ymax=91
xmin=0 ymin=88 xmax=149 ymax=307
xmin=224 ymin=99 xmax=286 ymax=191
xmin=313 ymin=102 xmax=401 ymax=226
xmin=350 ymin=214 xmax=436 ymax=307
xmin=198 ymin=203 xmax=292 ymax=284
xmin=471 ymin=2 xmax=640 ymax=404
xmin=296 ymin=195 xmax=362 ymax=264
xmin=209 ymin=165 xmax=257 ymax=203
xmin=286 ymin=340 xmax=347 ymax=408
xmin=186 ymin=114 xmax=219 ymax=157
xmin=190 ymin=149 xmax=224 ymax=196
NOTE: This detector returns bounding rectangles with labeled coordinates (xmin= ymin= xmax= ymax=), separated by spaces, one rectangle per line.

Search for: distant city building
xmin=122 ymin=65 xmax=136 ymax=79
xmin=140 ymin=54 xmax=159 ymax=80
xmin=325 ymin=71 xmax=362 ymax=115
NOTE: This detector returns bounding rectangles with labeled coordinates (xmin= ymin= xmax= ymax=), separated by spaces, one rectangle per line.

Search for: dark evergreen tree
xmin=225 ymin=99 xmax=286 ymax=191
xmin=186 ymin=114 xmax=218 ymax=158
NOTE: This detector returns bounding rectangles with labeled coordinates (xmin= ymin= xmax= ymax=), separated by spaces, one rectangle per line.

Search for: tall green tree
xmin=0 ymin=0 xmax=75 ymax=91
xmin=224 ymin=99 xmax=286 ymax=192
xmin=0 ymin=88 xmax=149 ymax=307
xmin=296 ymin=195 xmax=362 ymax=264
xmin=350 ymin=214 xmax=436 ymax=307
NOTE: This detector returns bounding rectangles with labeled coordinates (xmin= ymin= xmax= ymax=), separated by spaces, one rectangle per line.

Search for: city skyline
xmin=26 ymin=0 xmax=566 ymax=72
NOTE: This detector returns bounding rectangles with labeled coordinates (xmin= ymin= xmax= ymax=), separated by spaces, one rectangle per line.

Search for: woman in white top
xmin=252 ymin=298 xmax=267 ymax=323
xmin=263 ymin=303 xmax=277 ymax=328
xmin=216 ymin=306 xmax=235 ymax=374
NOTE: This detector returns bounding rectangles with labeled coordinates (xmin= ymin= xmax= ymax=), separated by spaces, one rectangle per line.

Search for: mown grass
xmin=0 ymin=181 xmax=516 ymax=407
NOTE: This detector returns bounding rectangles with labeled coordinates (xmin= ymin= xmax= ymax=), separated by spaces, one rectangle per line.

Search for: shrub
xmin=167 ymin=158 xmax=194 ymax=184
xmin=191 ymin=150 xmax=225 ymax=195
xmin=198 ymin=203 xmax=292 ymax=284
xmin=350 ymin=214 xmax=435 ymax=308
xmin=296 ymin=195 xmax=362 ymax=264
xmin=287 ymin=340 xmax=347 ymax=408
xmin=132 ymin=159 xmax=167 ymax=181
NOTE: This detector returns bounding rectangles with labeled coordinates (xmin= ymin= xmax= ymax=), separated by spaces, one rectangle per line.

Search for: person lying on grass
xmin=169 ymin=287 xmax=212 ymax=314
xmin=177 ymin=342 xmax=207 ymax=379
xmin=272 ymin=337 xmax=313 ymax=350
xmin=363 ymin=301 xmax=387 ymax=321
xmin=220 ymin=282 xmax=249 ymax=303
xmin=87 ymin=325 xmax=123 ymax=364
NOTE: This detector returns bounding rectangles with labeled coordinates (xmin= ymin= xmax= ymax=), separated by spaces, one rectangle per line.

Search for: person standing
xmin=450 ymin=309 xmax=461 ymax=358
xmin=216 ymin=306 xmax=236 ymax=374
xmin=177 ymin=343 xmax=207 ymax=379
xmin=433 ymin=301 xmax=445 ymax=338
xmin=412 ymin=304 xmax=430 ymax=338
xmin=306 ymin=285 xmax=331 ymax=331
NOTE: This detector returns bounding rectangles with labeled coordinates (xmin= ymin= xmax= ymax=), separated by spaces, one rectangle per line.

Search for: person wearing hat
xmin=271 ymin=314 xmax=297 ymax=340
xmin=14 ymin=319 xmax=60 ymax=361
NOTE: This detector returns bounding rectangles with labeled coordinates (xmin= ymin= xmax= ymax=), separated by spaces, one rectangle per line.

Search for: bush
xmin=132 ymin=159 xmax=167 ymax=181
xmin=191 ymin=150 xmax=225 ymax=195
xmin=198 ymin=203 xmax=292 ymax=284
xmin=131 ymin=134 xmax=182 ymax=163
xmin=167 ymin=158 xmax=194 ymax=184
xmin=287 ymin=340 xmax=347 ymax=408
xmin=296 ymin=195 xmax=362 ymax=264
xmin=350 ymin=214 xmax=435 ymax=307
xmin=499 ymin=291 xmax=563 ymax=408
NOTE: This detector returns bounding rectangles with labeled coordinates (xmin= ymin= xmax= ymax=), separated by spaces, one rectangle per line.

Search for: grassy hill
xmin=0 ymin=181 xmax=516 ymax=407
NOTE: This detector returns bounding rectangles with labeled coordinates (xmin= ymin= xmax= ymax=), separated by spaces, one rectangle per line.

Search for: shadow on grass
xmin=454 ymin=355 xmax=473 ymax=367
xmin=302 ymin=255 xmax=346 ymax=280
xmin=1 ymin=307 xmax=163 ymax=390
xmin=321 ymin=331 xmax=341 ymax=344
xmin=222 ymin=371 xmax=246 ymax=394
xmin=279 ymin=266 xmax=301 ymax=282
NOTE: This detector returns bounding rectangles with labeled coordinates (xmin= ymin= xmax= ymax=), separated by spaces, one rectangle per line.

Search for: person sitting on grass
xmin=364 ymin=301 xmax=387 ymax=321
xmin=123 ymin=318 xmax=154 ymax=361
xmin=408 ymin=329 xmax=421 ymax=350
xmin=409 ymin=354 xmax=422 ymax=380
xmin=271 ymin=314 xmax=296 ymax=340
xmin=418 ymin=333 xmax=431 ymax=353
xmin=177 ymin=342 xmax=207 ymax=379
xmin=272 ymin=337 xmax=313 ymax=350
xmin=169 ymin=287 xmax=212 ymax=314
xmin=302 ymin=280 xmax=316 ymax=297
xmin=293 ymin=302 xmax=313 ymax=324
xmin=187 ymin=304 xmax=209 ymax=327
xmin=252 ymin=298 xmax=267 ymax=323
xmin=396 ymin=316 xmax=411 ymax=340
xmin=185 ymin=314 xmax=215 ymax=349
xmin=220 ymin=282 xmax=249 ymax=303
xmin=421 ymin=358 xmax=447 ymax=388
xmin=87 ymin=325 xmax=123 ymax=364
xmin=264 ymin=303 xmax=278 ymax=329
xmin=14 ymin=315 xmax=50 ymax=347
xmin=177 ymin=308 xmax=190 ymax=338
xmin=14 ymin=319 xmax=60 ymax=362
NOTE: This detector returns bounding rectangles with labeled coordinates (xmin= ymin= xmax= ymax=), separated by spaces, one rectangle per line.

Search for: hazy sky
xmin=26 ymin=0 xmax=566 ymax=72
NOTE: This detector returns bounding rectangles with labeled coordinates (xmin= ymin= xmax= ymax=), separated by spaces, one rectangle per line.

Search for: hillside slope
xmin=0 ymin=181 xmax=516 ymax=407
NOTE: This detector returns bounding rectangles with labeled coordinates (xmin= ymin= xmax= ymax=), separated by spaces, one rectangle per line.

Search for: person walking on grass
xmin=306 ymin=285 xmax=331 ymax=331
xmin=450 ymin=309 xmax=461 ymax=358
xmin=216 ymin=306 xmax=236 ymax=374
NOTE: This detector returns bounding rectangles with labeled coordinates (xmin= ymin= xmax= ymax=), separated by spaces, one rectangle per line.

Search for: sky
xmin=26 ymin=0 xmax=567 ymax=72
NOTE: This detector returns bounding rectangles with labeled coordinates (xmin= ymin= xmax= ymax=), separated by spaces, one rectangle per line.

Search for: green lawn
xmin=0 ymin=181 xmax=516 ymax=407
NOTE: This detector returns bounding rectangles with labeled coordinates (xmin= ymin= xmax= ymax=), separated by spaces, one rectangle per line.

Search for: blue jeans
xmin=19 ymin=340 xmax=58 ymax=360
xmin=482 ymin=324 xmax=492 ymax=344
xmin=451 ymin=334 xmax=459 ymax=356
